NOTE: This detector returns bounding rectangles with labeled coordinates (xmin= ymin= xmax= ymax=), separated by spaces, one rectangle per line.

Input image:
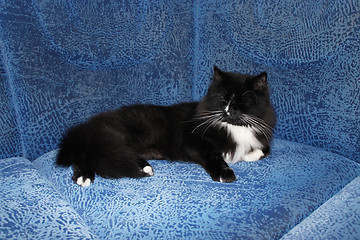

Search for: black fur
xmin=57 ymin=66 xmax=276 ymax=185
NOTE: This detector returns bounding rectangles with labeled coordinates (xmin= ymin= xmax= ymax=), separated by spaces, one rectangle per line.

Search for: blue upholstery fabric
xmin=0 ymin=0 xmax=194 ymax=160
xmin=33 ymin=139 xmax=360 ymax=239
xmin=0 ymin=157 xmax=96 ymax=239
xmin=0 ymin=60 xmax=21 ymax=159
xmin=1 ymin=0 xmax=360 ymax=239
xmin=281 ymin=177 xmax=360 ymax=240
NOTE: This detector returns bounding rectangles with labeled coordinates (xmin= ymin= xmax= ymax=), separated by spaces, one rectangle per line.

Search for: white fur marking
xmin=225 ymin=103 xmax=230 ymax=115
xmin=76 ymin=176 xmax=84 ymax=186
xmin=222 ymin=123 xmax=263 ymax=164
xmin=243 ymin=149 xmax=264 ymax=162
xmin=143 ymin=166 xmax=154 ymax=176
xmin=76 ymin=176 xmax=91 ymax=187
xmin=82 ymin=178 xmax=91 ymax=187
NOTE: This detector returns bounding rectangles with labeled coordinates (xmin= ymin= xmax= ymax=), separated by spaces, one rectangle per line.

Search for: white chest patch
xmin=222 ymin=123 xmax=263 ymax=164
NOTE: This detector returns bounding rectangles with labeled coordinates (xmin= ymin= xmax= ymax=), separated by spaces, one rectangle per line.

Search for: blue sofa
xmin=1 ymin=1 xmax=359 ymax=239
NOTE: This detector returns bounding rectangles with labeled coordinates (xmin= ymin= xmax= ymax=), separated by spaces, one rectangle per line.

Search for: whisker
xmin=201 ymin=114 xmax=223 ymax=136
xmin=245 ymin=118 xmax=272 ymax=134
xmin=184 ymin=110 xmax=223 ymax=123
xmin=191 ymin=111 xmax=223 ymax=135
xmin=181 ymin=111 xmax=222 ymax=124
xmin=191 ymin=118 xmax=213 ymax=134
xmin=240 ymin=114 xmax=273 ymax=143
xmin=194 ymin=111 xmax=223 ymax=118
xmin=243 ymin=116 xmax=272 ymax=131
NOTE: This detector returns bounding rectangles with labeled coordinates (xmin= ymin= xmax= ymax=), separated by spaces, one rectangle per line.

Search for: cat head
xmin=197 ymin=66 xmax=273 ymax=127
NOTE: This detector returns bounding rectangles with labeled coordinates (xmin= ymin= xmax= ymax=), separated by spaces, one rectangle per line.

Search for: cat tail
xmin=56 ymin=124 xmax=90 ymax=167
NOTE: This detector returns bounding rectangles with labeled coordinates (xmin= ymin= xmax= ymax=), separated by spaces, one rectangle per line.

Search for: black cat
xmin=56 ymin=66 xmax=276 ymax=187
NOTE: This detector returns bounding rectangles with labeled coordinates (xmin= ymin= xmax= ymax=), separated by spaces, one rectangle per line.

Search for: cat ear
xmin=213 ymin=66 xmax=223 ymax=82
xmin=253 ymin=72 xmax=268 ymax=90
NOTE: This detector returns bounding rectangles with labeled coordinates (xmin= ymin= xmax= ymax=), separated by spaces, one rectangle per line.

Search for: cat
xmin=56 ymin=66 xmax=276 ymax=187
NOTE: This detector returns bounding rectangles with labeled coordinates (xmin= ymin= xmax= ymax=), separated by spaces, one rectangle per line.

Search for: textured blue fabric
xmin=281 ymin=176 xmax=360 ymax=240
xmin=0 ymin=59 xmax=21 ymax=159
xmin=192 ymin=0 xmax=360 ymax=162
xmin=33 ymin=139 xmax=360 ymax=239
xmin=1 ymin=0 xmax=360 ymax=239
xmin=0 ymin=157 xmax=97 ymax=239
xmin=0 ymin=0 xmax=194 ymax=160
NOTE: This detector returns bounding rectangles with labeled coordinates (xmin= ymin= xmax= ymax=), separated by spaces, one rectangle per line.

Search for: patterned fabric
xmin=0 ymin=157 xmax=97 ymax=239
xmin=33 ymin=139 xmax=360 ymax=239
xmin=0 ymin=60 xmax=21 ymax=159
xmin=0 ymin=0 xmax=194 ymax=160
xmin=281 ymin=177 xmax=360 ymax=240
xmin=1 ymin=0 xmax=360 ymax=239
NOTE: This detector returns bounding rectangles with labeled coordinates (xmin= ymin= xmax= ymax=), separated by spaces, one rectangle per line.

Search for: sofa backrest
xmin=0 ymin=59 xmax=22 ymax=158
xmin=1 ymin=1 xmax=359 ymax=162
xmin=0 ymin=1 xmax=194 ymax=160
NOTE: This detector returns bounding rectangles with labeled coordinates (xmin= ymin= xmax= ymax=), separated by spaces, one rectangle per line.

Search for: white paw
xmin=143 ymin=166 xmax=154 ymax=176
xmin=76 ymin=176 xmax=92 ymax=187
xmin=243 ymin=149 xmax=264 ymax=162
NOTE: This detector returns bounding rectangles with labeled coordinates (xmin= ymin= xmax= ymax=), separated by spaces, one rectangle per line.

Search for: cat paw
xmin=243 ymin=149 xmax=264 ymax=162
xmin=76 ymin=176 xmax=92 ymax=187
xmin=71 ymin=166 xmax=95 ymax=187
xmin=142 ymin=165 xmax=154 ymax=177
xmin=219 ymin=167 xmax=237 ymax=183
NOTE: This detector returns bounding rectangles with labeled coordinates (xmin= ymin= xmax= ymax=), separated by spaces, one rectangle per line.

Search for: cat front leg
xmin=202 ymin=153 xmax=237 ymax=183
xmin=243 ymin=149 xmax=265 ymax=162
xmin=183 ymin=146 xmax=236 ymax=183
xmin=219 ymin=167 xmax=237 ymax=183
xmin=243 ymin=144 xmax=271 ymax=162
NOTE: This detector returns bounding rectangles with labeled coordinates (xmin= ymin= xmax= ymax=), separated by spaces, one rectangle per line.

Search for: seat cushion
xmin=33 ymin=139 xmax=360 ymax=239
xmin=0 ymin=157 xmax=96 ymax=239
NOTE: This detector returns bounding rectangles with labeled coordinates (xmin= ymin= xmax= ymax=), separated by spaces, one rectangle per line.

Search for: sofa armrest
xmin=0 ymin=157 xmax=97 ymax=239
xmin=281 ymin=177 xmax=360 ymax=240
